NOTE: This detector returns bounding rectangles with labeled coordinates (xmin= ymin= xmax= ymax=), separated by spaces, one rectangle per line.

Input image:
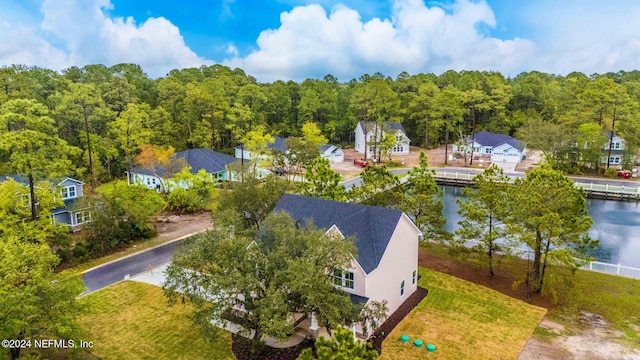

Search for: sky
xmin=1 ymin=0 xmax=640 ymax=82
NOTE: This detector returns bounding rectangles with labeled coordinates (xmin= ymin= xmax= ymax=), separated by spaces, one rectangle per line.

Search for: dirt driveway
xmin=332 ymin=146 xmax=478 ymax=179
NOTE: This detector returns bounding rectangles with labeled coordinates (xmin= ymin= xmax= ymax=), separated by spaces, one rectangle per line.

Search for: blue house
xmin=0 ymin=175 xmax=90 ymax=229
xmin=126 ymin=148 xmax=237 ymax=192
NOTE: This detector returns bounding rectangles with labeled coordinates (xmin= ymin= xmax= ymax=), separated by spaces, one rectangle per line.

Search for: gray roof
xmin=0 ymin=175 xmax=82 ymax=187
xmin=129 ymin=148 xmax=236 ymax=177
xmin=319 ymin=144 xmax=342 ymax=154
xmin=473 ymin=131 xmax=524 ymax=150
xmin=234 ymin=136 xmax=288 ymax=153
xmin=359 ymin=121 xmax=406 ymax=134
xmin=349 ymin=293 xmax=369 ymax=305
xmin=274 ymin=194 xmax=405 ymax=274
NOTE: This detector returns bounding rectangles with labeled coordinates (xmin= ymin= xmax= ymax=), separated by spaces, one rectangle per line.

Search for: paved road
xmin=81 ymin=232 xmax=204 ymax=295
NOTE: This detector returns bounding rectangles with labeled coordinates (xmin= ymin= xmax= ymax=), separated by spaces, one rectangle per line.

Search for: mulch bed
xmin=231 ymin=333 xmax=313 ymax=360
xmin=369 ymin=286 xmax=429 ymax=354
xmin=230 ymin=286 xmax=428 ymax=359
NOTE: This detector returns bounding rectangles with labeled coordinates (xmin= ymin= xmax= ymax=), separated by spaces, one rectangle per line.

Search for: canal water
xmin=440 ymin=185 xmax=640 ymax=269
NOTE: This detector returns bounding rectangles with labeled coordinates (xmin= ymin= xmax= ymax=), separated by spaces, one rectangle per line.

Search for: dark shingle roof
xmin=359 ymin=121 xmax=406 ymax=134
xmin=349 ymin=293 xmax=369 ymax=305
xmin=129 ymin=148 xmax=236 ymax=177
xmin=274 ymin=194 xmax=404 ymax=274
xmin=473 ymin=131 xmax=524 ymax=150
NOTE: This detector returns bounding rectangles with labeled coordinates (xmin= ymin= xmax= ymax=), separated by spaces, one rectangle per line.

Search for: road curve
xmin=81 ymin=230 xmax=208 ymax=295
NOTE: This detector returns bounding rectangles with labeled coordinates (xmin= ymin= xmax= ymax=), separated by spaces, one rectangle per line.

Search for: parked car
xmin=618 ymin=170 xmax=632 ymax=179
xmin=273 ymin=167 xmax=287 ymax=176
xmin=354 ymin=159 xmax=369 ymax=168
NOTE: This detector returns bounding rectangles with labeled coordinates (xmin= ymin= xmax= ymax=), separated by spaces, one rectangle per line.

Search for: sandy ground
xmin=155 ymin=211 xmax=212 ymax=241
xmin=332 ymin=145 xmax=524 ymax=179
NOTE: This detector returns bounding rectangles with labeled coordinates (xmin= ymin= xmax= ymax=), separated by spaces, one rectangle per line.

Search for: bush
xmin=166 ymin=188 xmax=206 ymax=213
xmin=604 ymin=167 xmax=619 ymax=178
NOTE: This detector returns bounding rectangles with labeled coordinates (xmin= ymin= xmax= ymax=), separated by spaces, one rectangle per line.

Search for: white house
xmin=453 ymin=130 xmax=526 ymax=163
xmin=127 ymin=148 xmax=237 ymax=191
xmin=319 ymin=144 xmax=344 ymax=163
xmin=354 ymin=121 xmax=410 ymax=160
xmin=274 ymin=194 xmax=422 ymax=338
xmin=234 ymin=136 xmax=288 ymax=160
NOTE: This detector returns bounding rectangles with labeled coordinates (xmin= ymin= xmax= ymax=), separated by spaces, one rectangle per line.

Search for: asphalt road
xmin=81 ymin=236 xmax=194 ymax=295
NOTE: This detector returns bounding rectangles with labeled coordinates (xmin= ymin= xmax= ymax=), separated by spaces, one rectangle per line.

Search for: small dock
xmin=431 ymin=170 xmax=640 ymax=202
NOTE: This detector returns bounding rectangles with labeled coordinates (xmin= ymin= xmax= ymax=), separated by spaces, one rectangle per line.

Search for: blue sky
xmin=1 ymin=0 xmax=640 ymax=81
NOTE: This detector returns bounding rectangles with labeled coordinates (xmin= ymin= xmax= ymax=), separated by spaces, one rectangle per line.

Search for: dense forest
xmin=2 ymin=63 xmax=640 ymax=184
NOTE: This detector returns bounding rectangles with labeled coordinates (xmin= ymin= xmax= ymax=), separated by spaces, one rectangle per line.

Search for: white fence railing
xmin=432 ymin=171 xmax=640 ymax=195
xmin=584 ymin=261 xmax=640 ymax=279
xmin=462 ymin=239 xmax=640 ymax=279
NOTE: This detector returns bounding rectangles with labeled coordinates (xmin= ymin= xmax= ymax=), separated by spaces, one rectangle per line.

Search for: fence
xmin=431 ymin=170 xmax=640 ymax=195
xmin=462 ymin=239 xmax=640 ymax=279
xmin=584 ymin=261 xmax=640 ymax=279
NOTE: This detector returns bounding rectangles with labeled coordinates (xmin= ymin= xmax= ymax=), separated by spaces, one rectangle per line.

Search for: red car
xmin=617 ymin=170 xmax=632 ymax=179
xmin=354 ymin=159 xmax=369 ymax=168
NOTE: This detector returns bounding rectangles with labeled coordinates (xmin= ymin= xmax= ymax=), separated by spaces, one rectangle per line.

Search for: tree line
xmin=3 ymin=64 xmax=640 ymax=187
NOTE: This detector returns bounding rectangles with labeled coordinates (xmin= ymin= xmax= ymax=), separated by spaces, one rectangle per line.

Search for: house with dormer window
xmin=0 ymin=175 xmax=90 ymax=229
xmin=274 ymin=194 xmax=421 ymax=338
xmin=354 ymin=121 xmax=410 ymax=160
xmin=602 ymin=131 xmax=626 ymax=166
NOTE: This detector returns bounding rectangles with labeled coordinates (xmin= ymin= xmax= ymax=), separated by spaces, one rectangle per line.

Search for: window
xmin=615 ymin=142 xmax=621 ymax=149
xmin=333 ymin=269 xmax=355 ymax=290
xmin=485 ymin=148 xmax=492 ymax=154
xmin=61 ymin=186 xmax=76 ymax=199
xmin=412 ymin=270 xmax=417 ymax=285
xmin=612 ymin=156 xmax=621 ymax=164
xmin=75 ymin=211 xmax=91 ymax=225
xmin=400 ymin=280 xmax=405 ymax=296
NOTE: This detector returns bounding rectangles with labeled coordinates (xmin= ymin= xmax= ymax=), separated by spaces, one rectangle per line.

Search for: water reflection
xmin=440 ymin=185 xmax=640 ymax=268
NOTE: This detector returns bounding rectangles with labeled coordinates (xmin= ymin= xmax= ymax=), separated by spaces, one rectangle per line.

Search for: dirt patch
xmin=154 ymin=211 xmax=213 ymax=240
xmin=333 ymin=146 xmax=476 ymax=179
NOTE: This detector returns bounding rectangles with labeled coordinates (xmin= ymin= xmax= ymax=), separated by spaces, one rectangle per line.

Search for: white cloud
xmin=0 ymin=0 xmax=210 ymax=77
xmin=224 ymin=0 xmax=537 ymax=81
xmin=520 ymin=0 xmax=640 ymax=76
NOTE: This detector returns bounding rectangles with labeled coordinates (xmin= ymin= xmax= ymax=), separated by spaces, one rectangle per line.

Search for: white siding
xmin=363 ymin=214 xmax=420 ymax=317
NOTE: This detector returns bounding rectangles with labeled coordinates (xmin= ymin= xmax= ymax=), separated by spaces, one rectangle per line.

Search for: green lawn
xmin=78 ymin=281 xmax=234 ymax=360
xmin=380 ymin=267 xmax=547 ymax=360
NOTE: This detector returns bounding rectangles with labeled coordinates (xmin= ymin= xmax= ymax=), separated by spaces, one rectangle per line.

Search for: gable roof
xmin=319 ymin=144 xmax=342 ymax=155
xmin=0 ymin=175 xmax=83 ymax=187
xmin=604 ymin=131 xmax=624 ymax=141
xmin=473 ymin=131 xmax=524 ymax=150
xmin=358 ymin=121 xmax=406 ymax=135
xmin=234 ymin=135 xmax=288 ymax=153
xmin=128 ymin=148 xmax=236 ymax=177
xmin=274 ymin=194 xmax=405 ymax=274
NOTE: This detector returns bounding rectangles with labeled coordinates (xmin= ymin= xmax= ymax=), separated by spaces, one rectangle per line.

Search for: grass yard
xmin=380 ymin=268 xmax=547 ymax=360
xmin=78 ymin=281 xmax=233 ymax=360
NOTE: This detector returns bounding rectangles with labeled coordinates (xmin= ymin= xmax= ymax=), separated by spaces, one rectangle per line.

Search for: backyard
xmin=380 ymin=268 xmax=546 ymax=360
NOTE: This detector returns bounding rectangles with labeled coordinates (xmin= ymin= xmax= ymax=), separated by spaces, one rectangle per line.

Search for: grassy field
xmin=380 ymin=268 xmax=547 ymax=360
xmin=78 ymin=281 xmax=234 ymax=360
xmin=421 ymin=242 xmax=640 ymax=346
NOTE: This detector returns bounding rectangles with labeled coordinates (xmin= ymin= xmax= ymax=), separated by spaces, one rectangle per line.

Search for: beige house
xmin=274 ymin=194 xmax=421 ymax=338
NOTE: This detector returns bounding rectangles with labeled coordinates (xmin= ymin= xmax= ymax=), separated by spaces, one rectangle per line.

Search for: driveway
xmin=490 ymin=161 xmax=518 ymax=172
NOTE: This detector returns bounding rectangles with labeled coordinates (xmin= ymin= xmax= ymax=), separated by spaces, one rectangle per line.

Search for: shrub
xmin=166 ymin=188 xmax=206 ymax=213
xmin=604 ymin=167 xmax=619 ymax=178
